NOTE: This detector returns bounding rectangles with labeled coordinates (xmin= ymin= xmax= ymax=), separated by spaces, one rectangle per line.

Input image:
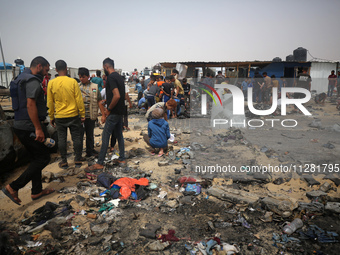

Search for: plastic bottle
xmin=283 ymin=218 xmax=303 ymax=235
xmin=30 ymin=133 xmax=55 ymax=148
xmin=44 ymin=138 xmax=55 ymax=148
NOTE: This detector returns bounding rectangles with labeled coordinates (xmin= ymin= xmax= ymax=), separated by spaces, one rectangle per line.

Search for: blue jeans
xmin=147 ymin=96 xmax=155 ymax=107
xmin=327 ymin=84 xmax=334 ymax=97
xmin=163 ymin=95 xmax=170 ymax=119
xmin=98 ymin=114 xmax=125 ymax=164
xmin=177 ymin=94 xmax=184 ymax=115
xmin=175 ymin=99 xmax=180 ymax=115
xmin=254 ymin=89 xmax=262 ymax=103
xmin=243 ymin=89 xmax=247 ymax=99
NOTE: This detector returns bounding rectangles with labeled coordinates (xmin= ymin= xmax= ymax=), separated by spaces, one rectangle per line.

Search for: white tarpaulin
xmin=310 ymin=62 xmax=338 ymax=93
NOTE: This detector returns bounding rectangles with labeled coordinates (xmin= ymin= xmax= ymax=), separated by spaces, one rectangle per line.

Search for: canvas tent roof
xmin=0 ymin=62 xmax=12 ymax=70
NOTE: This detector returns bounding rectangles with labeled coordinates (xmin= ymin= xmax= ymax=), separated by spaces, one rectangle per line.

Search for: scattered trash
xmin=260 ymin=146 xmax=269 ymax=153
xmin=174 ymin=168 xmax=181 ymax=174
xmin=168 ymin=133 xmax=175 ymax=143
xmin=309 ymin=119 xmax=322 ymax=128
xmin=323 ymin=142 xmax=335 ymax=149
xmin=157 ymin=229 xmax=179 ymax=242
xmin=319 ymin=182 xmax=332 ymax=192
xmin=147 ymin=183 xmax=158 ymax=190
xmin=147 ymin=240 xmax=170 ymax=251
xmin=158 ymin=160 xmax=169 ymax=166
xmin=260 ymin=211 xmax=273 ymax=223
xmin=325 ymin=202 xmax=340 ymax=214
xmin=299 ymin=225 xmax=339 ymax=243
xmin=140 ymin=224 xmax=161 ymax=239
xmin=272 ymin=233 xmax=301 ymax=246
xmin=185 ymin=183 xmax=201 ymax=195
xmin=110 ymin=177 xmax=149 ymax=200
xmin=158 ymin=191 xmax=167 ymax=199
xmin=236 ymin=214 xmax=251 ymax=228
xmin=283 ymin=218 xmax=303 ymax=235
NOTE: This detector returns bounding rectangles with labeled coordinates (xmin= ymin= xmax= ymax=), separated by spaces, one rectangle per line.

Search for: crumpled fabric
xmin=272 ymin=233 xmax=301 ymax=247
xmin=157 ymin=229 xmax=179 ymax=242
xmin=298 ymin=225 xmax=339 ymax=243
xmin=111 ymin=177 xmax=149 ymax=200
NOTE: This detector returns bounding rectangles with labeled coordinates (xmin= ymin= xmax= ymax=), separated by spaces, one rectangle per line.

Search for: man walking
xmin=3 ymin=56 xmax=54 ymax=205
xmin=85 ymin=57 xmax=126 ymax=171
xmin=47 ymin=60 xmax=85 ymax=169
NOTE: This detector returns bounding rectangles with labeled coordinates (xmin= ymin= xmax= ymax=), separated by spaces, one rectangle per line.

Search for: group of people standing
xmin=135 ymin=69 xmax=191 ymax=118
xmin=3 ymin=56 xmax=126 ymax=205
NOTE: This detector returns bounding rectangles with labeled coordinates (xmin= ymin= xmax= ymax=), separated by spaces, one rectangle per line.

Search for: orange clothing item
xmin=157 ymin=81 xmax=165 ymax=95
xmin=111 ymin=177 xmax=149 ymax=200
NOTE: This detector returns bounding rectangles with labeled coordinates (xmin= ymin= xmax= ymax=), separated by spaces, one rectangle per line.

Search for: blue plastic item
xmin=185 ymin=184 xmax=201 ymax=195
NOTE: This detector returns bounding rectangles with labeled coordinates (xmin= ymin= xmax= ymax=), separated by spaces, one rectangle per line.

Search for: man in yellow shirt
xmin=47 ymin=60 xmax=85 ymax=169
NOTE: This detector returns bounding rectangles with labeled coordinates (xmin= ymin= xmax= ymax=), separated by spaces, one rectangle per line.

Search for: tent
xmin=0 ymin=62 xmax=12 ymax=70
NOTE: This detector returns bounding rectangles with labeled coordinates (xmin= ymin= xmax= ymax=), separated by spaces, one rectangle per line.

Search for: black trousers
xmin=80 ymin=118 xmax=96 ymax=156
xmin=111 ymin=107 xmax=128 ymax=148
xmin=55 ymin=116 xmax=82 ymax=162
xmin=10 ymin=127 xmax=50 ymax=195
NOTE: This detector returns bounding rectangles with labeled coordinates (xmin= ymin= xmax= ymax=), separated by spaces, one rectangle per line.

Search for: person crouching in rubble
xmin=145 ymin=99 xmax=177 ymax=121
xmin=143 ymin=108 xmax=170 ymax=157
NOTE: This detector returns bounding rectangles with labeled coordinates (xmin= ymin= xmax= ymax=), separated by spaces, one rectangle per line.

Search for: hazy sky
xmin=1 ymin=0 xmax=339 ymax=72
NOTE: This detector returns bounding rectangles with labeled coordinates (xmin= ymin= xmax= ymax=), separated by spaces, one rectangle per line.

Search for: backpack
xmin=97 ymin=172 xmax=117 ymax=189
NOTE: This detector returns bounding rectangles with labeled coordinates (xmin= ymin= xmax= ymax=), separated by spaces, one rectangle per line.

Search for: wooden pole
xmin=0 ymin=35 xmax=9 ymax=88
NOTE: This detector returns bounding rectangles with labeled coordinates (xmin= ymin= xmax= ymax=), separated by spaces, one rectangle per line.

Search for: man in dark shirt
xmin=215 ymin=71 xmax=225 ymax=84
xmin=86 ymin=58 xmax=126 ymax=171
xmin=161 ymin=77 xmax=174 ymax=98
xmin=3 ymin=56 xmax=54 ymax=205
xmin=294 ymin=67 xmax=312 ymax=104
xmin=327 ymin=70 xmax=337 ymax=97
xmin=182 ymin=78 xmax=191 ymax=109
xmin=295 ymin=68 xmax=312 ymax=89
xmin=161 ymin=76 xmax=174 ymax=119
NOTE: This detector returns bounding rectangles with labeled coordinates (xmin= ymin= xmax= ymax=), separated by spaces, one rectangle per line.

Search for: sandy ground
xmin=0 ymin=92 xmax=340 ymax=254
xmin=1 ymin=105 xmax=339 ymax=221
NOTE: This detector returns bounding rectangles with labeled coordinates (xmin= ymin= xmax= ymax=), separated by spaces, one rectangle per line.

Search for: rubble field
xmin=0 ymin=98 xmax=340 ymax=255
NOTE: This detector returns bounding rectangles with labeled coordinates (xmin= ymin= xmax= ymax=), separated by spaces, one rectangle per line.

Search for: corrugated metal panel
xmin=310 ymin=62 xmax=338 ymax=93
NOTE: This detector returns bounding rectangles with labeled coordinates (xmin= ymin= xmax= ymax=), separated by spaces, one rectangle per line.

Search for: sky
xmin=0 ymin=0 xmax=339 ymax=72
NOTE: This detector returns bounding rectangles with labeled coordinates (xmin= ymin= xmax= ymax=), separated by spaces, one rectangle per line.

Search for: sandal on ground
xmin=2 ymin=185 xmax=21 ymax=205
xmin=75 ymin=157 xmax=87 ymax=163
xmin=31 ymin=188 xmax=55 ymax=200
xmin=74 ymin=157 xmax=87 ymax=168
xmin=158 ymin=153 xmax=164 ymax=157
xmin=84 ymin=164 xmax=104 ymax=173
xmin=86 ymin=173 xmax=97 ymax=180
xmin=58 ymin=161 xmax=69 ymax=169
xmin=113 ymin=159 xmax=126 ymax=166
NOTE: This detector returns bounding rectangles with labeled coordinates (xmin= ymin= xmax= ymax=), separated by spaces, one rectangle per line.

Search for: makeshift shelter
xmin=0 ymin=62 xmax=12 ymax=70
xmin=310 ymin=62 xmax=339 ymax=93
xmin=0 ymin=63 xmax=15 ymax=88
